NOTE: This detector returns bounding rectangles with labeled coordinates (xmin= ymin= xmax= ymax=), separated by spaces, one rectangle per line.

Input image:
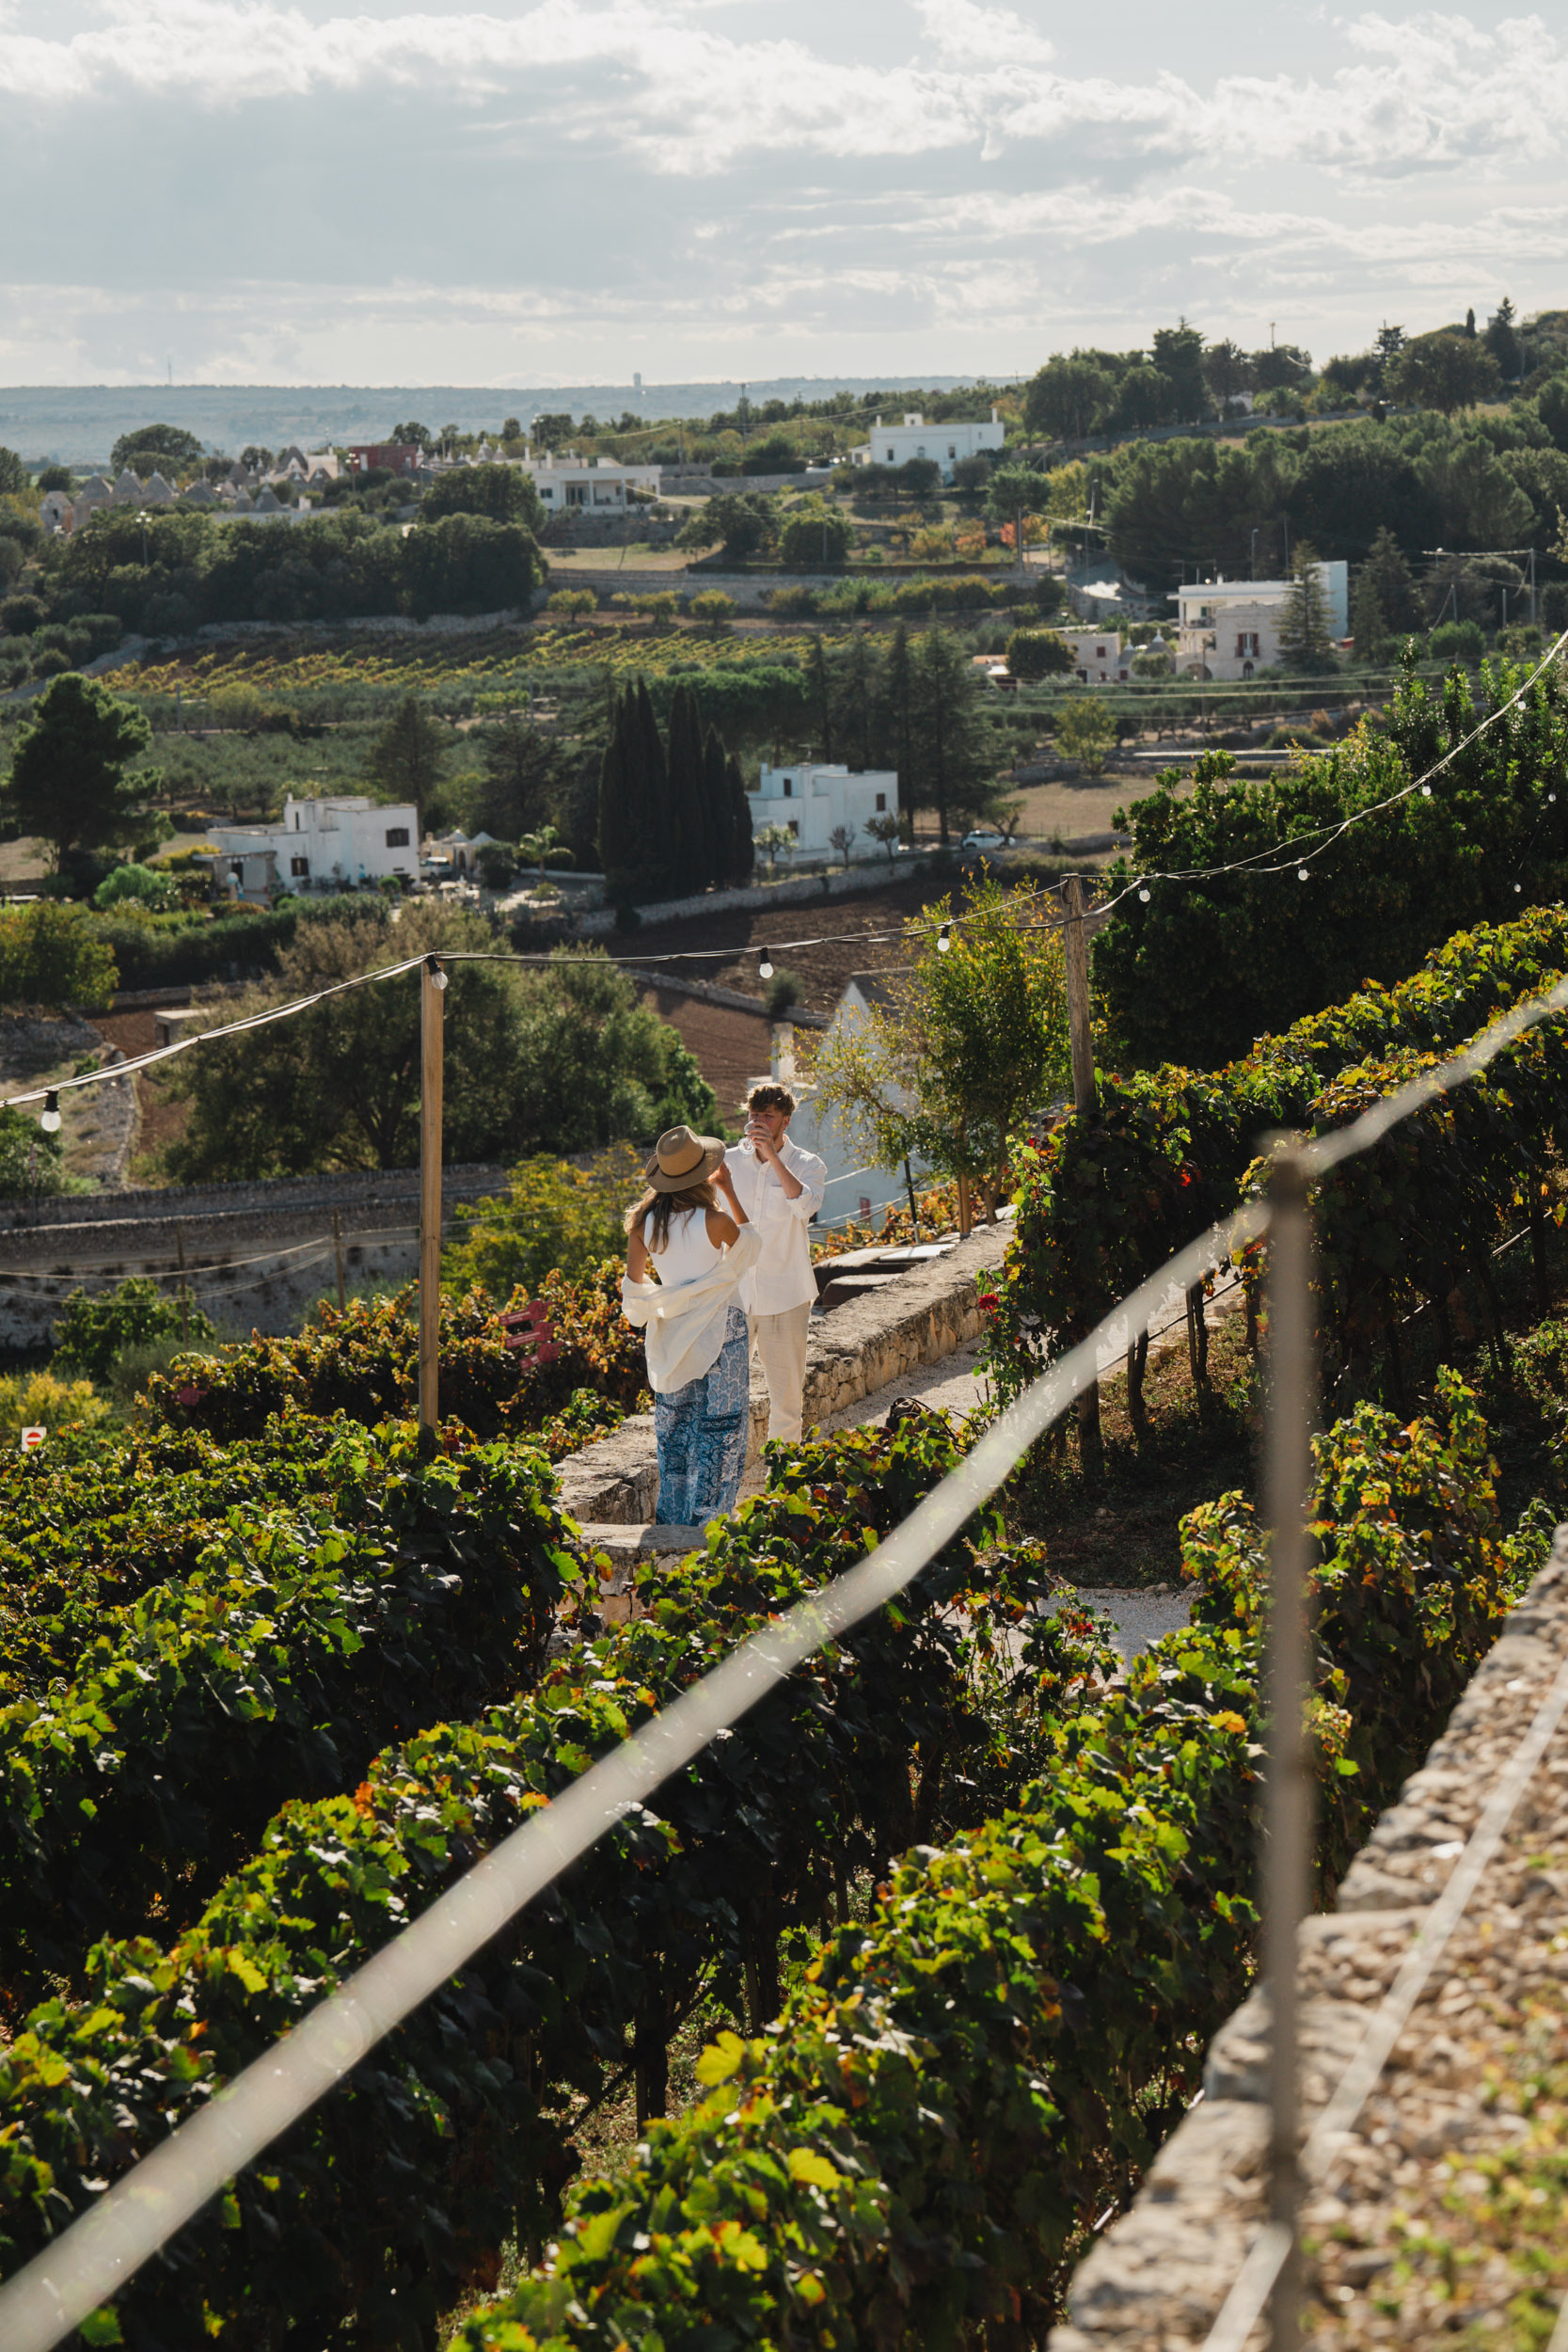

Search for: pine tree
xmin=910 ymin=630 xmax=990 ymax=843
xmin=1351 ymin=567 xmax=1386 ymax=663
xmin=1277 ymin=541 xmax=1334 ymax=671
xmin=1363 ymin=523 xmax=1420 ymax=634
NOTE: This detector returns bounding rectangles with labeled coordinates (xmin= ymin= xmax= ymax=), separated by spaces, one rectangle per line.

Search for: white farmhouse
xmin=210 ymin=795 xmax=419 ymax=895
xmin=849 ymin=409 xmax=1006 ymax=483
xmin=1055 ymin=627 xmax=1129 ymax=684
xmin=521 ymin=453 xmax=661 ymax=511
xmin=1174 ymin=563 xmax=1349 ymax=679
xmin=747 ymin=763 xmax=898 ymax=866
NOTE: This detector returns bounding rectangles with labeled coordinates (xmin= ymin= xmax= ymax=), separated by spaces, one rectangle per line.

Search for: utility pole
xmin=418 ymin=956 xmax=446 ymax=1452
xmin=333 ymin=1209 xmax=347 ymax=1313
xmin=175 ymin=1224 xmax=189 ymax=1345
xmin=1061 ymin=876 xmax=1101 ymax=1470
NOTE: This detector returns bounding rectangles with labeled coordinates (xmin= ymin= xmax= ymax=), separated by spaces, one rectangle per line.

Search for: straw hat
xmin=643 ymin=1124 xmax=727 ymax=1193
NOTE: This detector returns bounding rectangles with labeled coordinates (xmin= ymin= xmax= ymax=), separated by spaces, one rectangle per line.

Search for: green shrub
xmin=91 ymin=860 xmax=178 ymax=911
xmin=140 ymin=1270 xmax=649 ymax=1443
xmin=0 ymin=1415 xmax=580 ymax=1990
xmin=52 ymin=1274 xmax=217 ymax=1384
xmin=0 ymin=899 xmax=118 ymax=1010
xmin=443 ymin=1144 xmax=646 ymax=1299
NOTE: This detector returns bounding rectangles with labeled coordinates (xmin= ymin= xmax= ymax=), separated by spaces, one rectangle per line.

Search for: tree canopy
xmin=109 ymin=423 xmax=205 ymax=479
xmin=421 ymin=465 xmax=546 ymax=532
xmin=165 ymin=904 xmax=718 ymax=1179
xmin=5 ymin=674 xmax=159 ymax=868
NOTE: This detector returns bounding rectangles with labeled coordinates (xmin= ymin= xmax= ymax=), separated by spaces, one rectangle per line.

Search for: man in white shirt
xmin=723 ymin=1082 xmax=828 ymax=1445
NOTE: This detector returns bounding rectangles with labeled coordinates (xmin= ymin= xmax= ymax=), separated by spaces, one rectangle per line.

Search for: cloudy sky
xmin=4 ymin=0 xmax=1565 ymax=386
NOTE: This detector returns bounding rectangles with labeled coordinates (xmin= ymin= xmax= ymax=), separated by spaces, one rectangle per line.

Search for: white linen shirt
xmin=723 ymin=1135 xmax=828 ymax=1315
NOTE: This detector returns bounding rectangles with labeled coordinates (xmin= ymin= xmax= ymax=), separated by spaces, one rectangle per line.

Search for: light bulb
xmin=1551 ymin=794 xmax=1559 ymax=805
xmin=937 ymin=921 xmax=952 ymax=952
xmin=1297 ymin=866 xmax=1310 ymax=882
xmin=1515 ymin=882 xmax=1524 ymax=893
xmin=426 ymin=956 xmax=448 ymax=992
xmin=40 ymin=1092 xmax=60 ymax=1134
xmin=1421 ymin=785 xmax=1432 ymax=798
xmin=758 ymin=949 xmax=774 ymax=979
xmin=1138 ymin=887 xmax=1150 ymax=903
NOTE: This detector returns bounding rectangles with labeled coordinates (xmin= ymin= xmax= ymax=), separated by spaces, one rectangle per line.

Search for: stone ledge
xmin=555 ymin=1221 xmax=1009 ymax=1525
xmin=1049 ymin=1535 xmax=1568 ymax=2349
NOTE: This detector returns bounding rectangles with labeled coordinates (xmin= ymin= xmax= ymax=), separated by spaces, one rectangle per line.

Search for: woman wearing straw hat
xmin=623 ymin=1124 xmax=763 ymax=1527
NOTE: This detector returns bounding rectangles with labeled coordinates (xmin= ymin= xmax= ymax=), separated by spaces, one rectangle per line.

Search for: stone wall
xmin=1050 ymin=1534 xmax=1568 ymax=2350
xmin=0 ymin=1162 xmax=510 ymax=1346
xmin=555 ymin=1221 xmax=1008 ymax=1524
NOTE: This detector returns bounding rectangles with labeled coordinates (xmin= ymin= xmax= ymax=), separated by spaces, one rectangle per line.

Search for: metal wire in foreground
xmin=0 ymin=1200 xmax=1264 ymax=2352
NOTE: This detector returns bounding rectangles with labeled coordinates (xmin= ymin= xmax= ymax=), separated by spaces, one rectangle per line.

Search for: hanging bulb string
xmin=5 ymin=636 xmax=1563 ymax=1123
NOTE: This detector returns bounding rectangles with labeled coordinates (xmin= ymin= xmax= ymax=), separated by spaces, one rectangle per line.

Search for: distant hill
xmin=0 ymin=379 xmax=983 ymax=466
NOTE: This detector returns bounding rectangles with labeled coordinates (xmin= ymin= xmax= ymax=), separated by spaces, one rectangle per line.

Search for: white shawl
xmin=621 ymin=1224 xmax=762 ymax=1395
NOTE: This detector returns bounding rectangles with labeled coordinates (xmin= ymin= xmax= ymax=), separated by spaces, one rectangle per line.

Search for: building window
xmin=947 ymin=445 xmax=957 ymax=459
xmin=782 ymin=777 xmax=792 ymax=797
xmin=385 ymin=826 xmax=409 ymax=848
xmin=293 ymin=810 xmax=301 ymax=830
xmin=875 ymin=791 xmax=887 ymax=812
xmin=787 ymin=819 xmax=799 ymax=838
xmin=290 ymin=855 xmax=309 ymax=878
xmin=885 ymin=448 xmax=895 ymax=461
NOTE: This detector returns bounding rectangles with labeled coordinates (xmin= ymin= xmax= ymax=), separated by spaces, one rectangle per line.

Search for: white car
xmin=960 ymin=829 xmax=1007 ymax=853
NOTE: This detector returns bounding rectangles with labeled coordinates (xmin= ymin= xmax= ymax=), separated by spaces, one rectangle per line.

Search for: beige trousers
xmin=749 ymin=1302 xmax=812 ymax=1444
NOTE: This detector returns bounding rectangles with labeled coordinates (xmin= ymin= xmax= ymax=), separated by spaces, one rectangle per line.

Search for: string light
xmin=1298 ymin=867 xmax=1310 ymax=882
xmin=1138 ymin=887 xmax=1151 ymax=902
xmin=40 ymin=1091 xmax=60 ymax=1134
xmin=758 ymin=948 xmax=774 ymax=979
xmin=425 ymin=955 xmax=448 ymax=992
xmin=937 ymin=922 xmax=952 ymax=952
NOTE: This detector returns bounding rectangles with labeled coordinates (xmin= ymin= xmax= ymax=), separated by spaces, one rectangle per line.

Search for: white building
xmin=849 ymin=409 xmax=1006 ymax=483
xmin=210 ymin=796 xmax=419 ymax=895
xmin=747 ymin=763 xmax=899 ymax=866
xmin=39 ymin=490 xmax=73 ymax=535
xmin=1174 ymin=563 xmax=1349 ymax=679
xmin=1055 ymin=627 xmax=1129 ymax=684
xmin=777 ymin=974 xmax=929 ymax=1225
xmin=521 ymin=453 xmax=661 ymax=511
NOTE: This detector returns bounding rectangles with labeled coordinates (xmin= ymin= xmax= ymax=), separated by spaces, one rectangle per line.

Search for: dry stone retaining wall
xmin=554 ymin=1220 xmax=1008 ymax=1524
xmin=1050 ymin=1534 xmax=1568 ymax=2351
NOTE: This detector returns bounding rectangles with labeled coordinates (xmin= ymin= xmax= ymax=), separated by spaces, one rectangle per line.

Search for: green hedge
xmin=990 ymin=902 xmax=1568 ymax=1406
xmin=145 ymin=1272 xmax=649 ymax=1444
xmin=1094 ymin=655 xmax=1568 ymax=1068
xmin=0 ymin=1380 xmax=1536 ymax=2345
xmin=451 ymin=1374 xmax=1536 ymax=2352
xmin=0 ymin=1414 xmax=1086 ymax=2345
xmin=0 ymin=1416 xmax=578 ymax=1995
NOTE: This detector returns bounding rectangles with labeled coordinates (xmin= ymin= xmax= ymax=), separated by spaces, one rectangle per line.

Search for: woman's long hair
xmin=626 ymin=1181 xmax=718 ymax=1256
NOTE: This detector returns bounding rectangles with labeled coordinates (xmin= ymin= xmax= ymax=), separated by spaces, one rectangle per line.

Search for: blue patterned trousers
xmin=654 ymin=1307 xmax=751 ymax=1526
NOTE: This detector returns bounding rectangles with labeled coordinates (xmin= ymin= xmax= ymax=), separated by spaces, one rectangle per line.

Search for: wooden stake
xmin=1062 ymin=876 xmax=1102 ymax=1469
xmin=1062 ymin=874 xmax=1098 ymax=1116
xmin=176 ymin=1224 xmax=189 ymax=1346
xmin=333 ymin=1209 xmax=347 ymax=1314
xmin=419 ymin=958 xmax=445 ymax=1452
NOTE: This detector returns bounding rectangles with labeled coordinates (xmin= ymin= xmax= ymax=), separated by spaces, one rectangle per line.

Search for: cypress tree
xmin=633 ymin=676 xmax=671 ymax=891
xmin=725 ymin=748 xmax=754 ymax=879
xmin=665 ymin=684 xmax=706 ymax=883
xmin=807 ymin=633 xmax=834 ymax=761
xmin=597 ymin=690 xmax=637 ymax=890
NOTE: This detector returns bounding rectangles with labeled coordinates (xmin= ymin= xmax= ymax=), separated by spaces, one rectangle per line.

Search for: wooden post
xmin=956 ymin=1173 xmax=973 ymax=1238
xmin=175 ymin=1224 xmax=189 ymax=1346
xmin=332 ymin=1209 xmax=347 ymax=1314
xmin=1062 ymin=876 xmax=1102 ymax=1470
xmin=1062 ymin=874 xmax=1098 ymax=1117
xmin=419 ymin=957 xmax=445 ymax=1452
xmin=903 ymin=1158 xmax=922 ymax=1243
